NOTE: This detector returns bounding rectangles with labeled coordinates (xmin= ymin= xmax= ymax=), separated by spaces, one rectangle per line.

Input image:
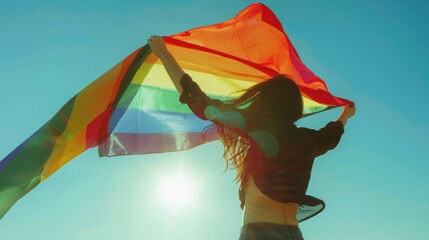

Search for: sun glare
xmin=157 ymin=172 xmax=197 ymax=212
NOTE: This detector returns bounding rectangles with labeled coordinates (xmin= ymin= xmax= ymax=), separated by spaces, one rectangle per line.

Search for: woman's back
xmin=243 ymin=175 xmax=299 ymax=225
xmin=242 ymin=122 xmax=344 ymax=223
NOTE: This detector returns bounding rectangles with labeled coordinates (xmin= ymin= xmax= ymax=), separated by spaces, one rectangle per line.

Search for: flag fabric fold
xmin=0 ymin=3 xmax=353 ymax=220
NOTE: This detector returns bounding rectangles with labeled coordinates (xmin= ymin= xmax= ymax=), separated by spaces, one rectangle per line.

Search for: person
xmin=148 ymin=35 xmax=356 ymax=240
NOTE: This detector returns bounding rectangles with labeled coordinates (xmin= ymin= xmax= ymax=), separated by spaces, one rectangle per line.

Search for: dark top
xmin=179 ymin=74 xmax=344 ymax=222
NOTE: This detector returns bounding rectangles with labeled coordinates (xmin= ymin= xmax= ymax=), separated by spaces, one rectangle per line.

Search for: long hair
xmin=213 ymin=74 xmax=303 ymax=209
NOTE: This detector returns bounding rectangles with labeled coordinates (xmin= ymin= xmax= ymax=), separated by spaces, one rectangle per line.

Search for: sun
xmin=156 ymin=172 xmax=197 ymax=213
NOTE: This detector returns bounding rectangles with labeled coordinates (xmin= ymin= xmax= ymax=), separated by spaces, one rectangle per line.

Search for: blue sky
xmin=0 ymin=1 xmax=428 ymax=239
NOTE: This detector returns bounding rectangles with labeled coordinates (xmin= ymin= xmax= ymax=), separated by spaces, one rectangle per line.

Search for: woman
xmin=148 ymin=35 xmax=356 ymax=240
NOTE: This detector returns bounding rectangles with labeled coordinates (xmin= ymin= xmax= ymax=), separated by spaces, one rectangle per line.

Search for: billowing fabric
xmin=0 ymin=3 xmax=353 ymax=220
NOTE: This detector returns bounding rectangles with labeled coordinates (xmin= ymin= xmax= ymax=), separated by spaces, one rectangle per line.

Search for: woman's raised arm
xmin=148 ymin=35 xmax=184 ymax=94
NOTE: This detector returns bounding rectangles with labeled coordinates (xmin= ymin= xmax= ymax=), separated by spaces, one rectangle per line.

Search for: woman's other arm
xmin=313 ymin=104 xmax=356 ymax=156
xmin=338 ymin=104 xmax=356 ymax=127
xmin=148 ymin=35 xmax=184 ymax=94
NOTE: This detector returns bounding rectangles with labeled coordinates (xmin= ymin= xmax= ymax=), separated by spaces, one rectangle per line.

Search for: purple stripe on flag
xmin=99 ymin=131 xmax=219 ymax=157
xmin=109 ymin=108 xmax=211 ymax=134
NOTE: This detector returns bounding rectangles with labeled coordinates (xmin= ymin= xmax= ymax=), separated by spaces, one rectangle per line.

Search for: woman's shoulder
xmin=286 ymin=126 xmax=319 ymax=146
xmin=285 ymin=125 xmax=315 ymax=136
xmin=296 ymin=126 xmax=318 ymax=135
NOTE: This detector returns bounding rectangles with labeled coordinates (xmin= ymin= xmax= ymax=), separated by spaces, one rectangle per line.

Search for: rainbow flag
xmin=0 ymin=3 xmax=353 ymax=220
